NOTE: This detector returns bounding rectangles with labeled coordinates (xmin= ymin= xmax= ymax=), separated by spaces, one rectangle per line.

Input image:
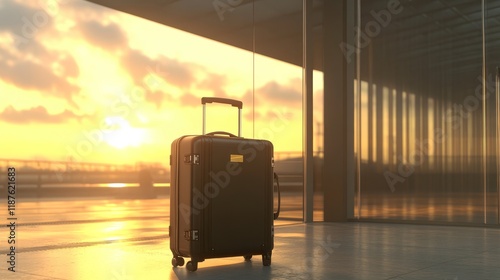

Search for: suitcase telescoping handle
xmin=201 ymin=97 xmax=243 ymax=137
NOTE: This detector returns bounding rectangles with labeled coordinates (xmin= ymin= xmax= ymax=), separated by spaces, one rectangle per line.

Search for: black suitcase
xmin=169 ymin=97 xmax=280 ymax=272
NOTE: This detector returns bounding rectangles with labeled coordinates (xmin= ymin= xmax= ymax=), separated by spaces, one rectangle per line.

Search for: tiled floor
xmin=1 ymin=198 xmax=499 ymax=279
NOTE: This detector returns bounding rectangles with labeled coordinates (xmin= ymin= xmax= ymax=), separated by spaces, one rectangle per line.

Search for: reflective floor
xmin=1 ymin=196 xmax=499 ymax=279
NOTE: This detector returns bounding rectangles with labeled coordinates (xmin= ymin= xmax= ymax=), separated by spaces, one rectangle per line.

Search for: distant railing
xmin=0 ymin=152 xmax=311 ymax=194
xmin=0 ymin=158 xmax=164 ymax=173
xmin=0 ymin=152 xmax=315 ymax=171
xmin=0 ymin=159 xmax=167 ymax=192
xmin=274 ymin=151 xmax=323 ymax=161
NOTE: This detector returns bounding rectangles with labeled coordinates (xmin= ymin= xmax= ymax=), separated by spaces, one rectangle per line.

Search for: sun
xmin=103 ymin=117 xmax=147 ymax=149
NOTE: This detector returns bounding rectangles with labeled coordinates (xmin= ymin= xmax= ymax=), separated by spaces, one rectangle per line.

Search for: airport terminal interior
xmin=1 ymin=0 xmax=500 ymax=279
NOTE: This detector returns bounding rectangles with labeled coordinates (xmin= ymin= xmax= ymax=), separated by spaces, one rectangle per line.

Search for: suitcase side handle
xmin=273 ymin=172 xmax=281 ymax=220
xmin=201 ymin=97 xmax=243 ymax=109
xmin=202 ymin=97 xmax=242 ymax=136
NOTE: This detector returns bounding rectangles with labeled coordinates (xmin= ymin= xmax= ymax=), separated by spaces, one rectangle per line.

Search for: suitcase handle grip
xmin=273 ymin=172 xmax=281 ymax=220
xmin=201 ymin=97 xmax=243 ymax=109
xmin=205 ymin=131 xmax=238 ymax=137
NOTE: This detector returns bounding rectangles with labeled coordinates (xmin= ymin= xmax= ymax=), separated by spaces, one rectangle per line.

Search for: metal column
xmin=303 ymin=0 xmax=314 ymax=223
xmin=323 ymin=0 xmax=355 ymax=222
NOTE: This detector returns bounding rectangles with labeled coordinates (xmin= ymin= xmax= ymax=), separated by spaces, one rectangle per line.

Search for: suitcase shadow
xmin=171 ymin=259 xmax=275 ymax=280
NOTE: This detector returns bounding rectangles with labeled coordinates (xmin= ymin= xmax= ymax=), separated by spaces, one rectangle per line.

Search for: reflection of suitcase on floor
xmin=169 ymin=97 xmax=280 ymax=272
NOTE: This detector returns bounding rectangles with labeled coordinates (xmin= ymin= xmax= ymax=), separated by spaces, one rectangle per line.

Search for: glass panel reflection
xmin=357 ymin=0 xmax=491 ymax=223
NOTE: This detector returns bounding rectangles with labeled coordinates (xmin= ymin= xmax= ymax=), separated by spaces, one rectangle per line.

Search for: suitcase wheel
xmin=262 ymin=252 xmax=272 ymax=266
xmin=244 ymin=255 xmax=252 ymax=261
xmin=172 ymin=256 xmax=185 ymax=267
xmin=186 ymin=260 xmax=198 ymax=272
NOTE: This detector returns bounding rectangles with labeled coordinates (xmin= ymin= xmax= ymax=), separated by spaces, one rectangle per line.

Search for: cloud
xmin=79 ymin=21 xmax=127 ymax=50
xmin=56 ymin=54 xmax=79 ymax=77
xmin=0 ymin=51 xmax=80 ymax=102
xmin=0 ymin=105 xmax=83 ymax=124
xmin=240 ymin=90 xmax=253 ymax=108
xmin=248 ymin=107 xmax=295 ymax=125
xmin=179 ymin=92 xmax=200 ymax=107
xmin=155 ymin=57 xmax=195 ymax=88
xmin=257 ymin=79 xmax=302 ymax=107
xmin=149 ymin=78 xmax=302 ymax=120
xmin=244 ymin=110 xmax=260 ymax=122
xmin=0 ymin=1 xmax=58 ymax=57
xmin=0 ymin=1 xmax=81 ymax=106
xmin=197 ymin=73 xmax=227 ymax=96
xmin=14 ymin=38 xmax=51 ymax=59
xmin=177 ymin=90 xmax=250 ymax=109
xmin=238 ymin=79 xmax=301 ymax=121
xmin=122 ymin=49 xmax=196 ymax=89
xmin=144 ymin=90 xmax=172 ymax=109
xmin=0 ymin=1 xmax=54 ymax=34
xmin=117 ymin=48 xmax=202 ymax=109
xmin=63 ymin=0 xmax=117 ymax=18
xmin=264 ymin=109 xmax=294 ymax=121
xmin=121 ymin=49 xmax=153 ymax=83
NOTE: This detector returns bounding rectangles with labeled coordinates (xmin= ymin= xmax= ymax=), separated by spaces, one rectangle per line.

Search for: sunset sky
xmin=0 ymin=0 xmax=326 ymax=166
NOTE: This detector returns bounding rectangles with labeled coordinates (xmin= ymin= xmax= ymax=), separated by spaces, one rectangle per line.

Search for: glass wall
xmin=485 ymin=0 xmax=500 ymax=224
xmin=0 ymin=0 xmax=304 ymax=221
xmin=355 ymin=0 xmax=499 ymax=224
xmin=167 ymin=0 xmax=306 ymax=223
xmin=254 ymin=0 xmax=304 ymax=222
